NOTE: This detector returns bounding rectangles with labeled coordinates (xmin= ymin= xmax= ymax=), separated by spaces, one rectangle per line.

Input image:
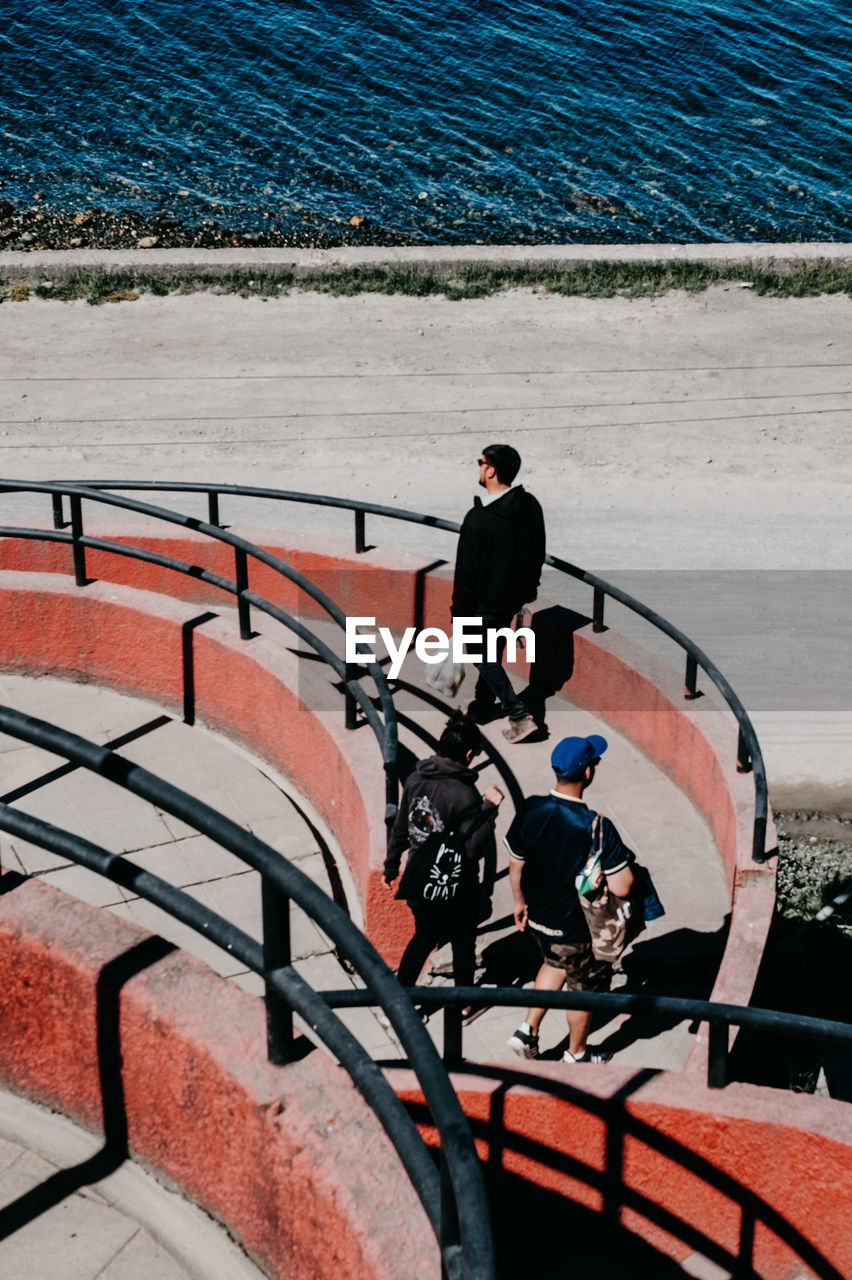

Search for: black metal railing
xmin=0 ymin=704 xmax=492 ymax=1280
xmin=1 ymin=704 xmax=848 ymax=1275
xmin=0 ymin=480 xmax=400 ymax=833
xmin=40 ymin=480 xmax=769 ymax=862
xmin=319 ymin=984 xmax=852 ymax=1092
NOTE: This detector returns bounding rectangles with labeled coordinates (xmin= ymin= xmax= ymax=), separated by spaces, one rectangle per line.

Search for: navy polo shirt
xmin=505 ymin=792 xmax=630 ymax=944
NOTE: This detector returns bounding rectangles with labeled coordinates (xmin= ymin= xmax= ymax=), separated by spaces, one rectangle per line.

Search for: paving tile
xmin=176 ymin=832 xmax=253 ymax=882
xmin=229 ymin=970 xmax=266 ymax=998
xmin=118 ymin=842 xmax=201 ymax=891
xmin=157 ymin=809 xmax=200 ymax=841
xmin=277 ymin=851 xmax=331 ymax=892
xmin=244 ymin=815 xmax=321 ymax=861
xmin=98 ymin=1230 xmax=191 ymax=1280
xmin=107 ymin=897 xmax=192 ymax=944
xmin=0 ymin=743 xmax=70 ymax=790
xmin=197 ymin=871 xmax=261 ymax=935
xmin=169 ymin=928 xmax=255 ymax=979
xmin=0 ymin=1135 xmax=21 ymax=1173
xmin=0 ymin=1160 xmax=139 ymax=1280
xmin=0 ymin=837 xmax=28 ymax=875
xmin=40 ymin=863 xmax=132 ymax=909
xmin=11 ymin=787 xmax=176 ymax=858
xmin=290 ymin=910 xmax=335 ymax=961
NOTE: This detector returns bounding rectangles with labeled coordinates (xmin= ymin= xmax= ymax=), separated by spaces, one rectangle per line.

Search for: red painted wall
xmin=389 ymin=1063 xmax=852 ymax=1280
xmin=0 ymin=874 xmax=437 ymax=1279
xmin=0 ymin=571 xmax=402 ymax=956
xmin=0 ymin=526 xmax=776 ymax=1006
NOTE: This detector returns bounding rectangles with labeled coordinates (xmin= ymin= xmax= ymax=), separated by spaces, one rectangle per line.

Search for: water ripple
xmin=1 ymin=0 xmax=850 ymax=241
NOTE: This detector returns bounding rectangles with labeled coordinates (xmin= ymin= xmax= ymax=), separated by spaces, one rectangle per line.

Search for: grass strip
xmin=2 ymin=258 xmax=851 ymax=304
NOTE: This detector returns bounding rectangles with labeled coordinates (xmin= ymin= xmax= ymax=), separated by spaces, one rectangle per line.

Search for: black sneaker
xmin=507 ymin=1027 xmax=540 ymax=1059
xmin=562 ymin=1047 xmax=612 ymax=1064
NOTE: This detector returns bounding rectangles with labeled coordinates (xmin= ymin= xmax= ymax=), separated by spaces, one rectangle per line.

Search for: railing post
xmin=262 ymin=876 xmax=294 ymax=1065
xmin=737 ymin=728 xmax=752 ymax=773
xmin=344 ymin=663 xmax=358 ymax=730
xmin=208 ymin=491 xmax=221 ymax=527
xmin=51 ymin=493 xmax=66 ymax=529
xmin=443 ymin=1004 xmax=463 ymax=1068
xmin=593 ymin=586 xmax=605 ymax=632
xmin=439 ymin=1146 xmax=462 ymax=1280
xmin=355 ymin=509 xmax=367 ymax=554
xmin=684 ymin=653 xmax=700 ymax=699
xmin=707 ymin=1020 xmax=728 ymax=1089
xmin=68 ymin=493 xmax=88 ymax=586
xmin=751 ymin=812 xmax=768 ymax=864
xmin=234 ymin=547 xmax=252 ymax=639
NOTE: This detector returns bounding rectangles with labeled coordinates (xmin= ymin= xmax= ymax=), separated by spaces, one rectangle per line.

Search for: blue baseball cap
xmin=551 ymin=734 xmax=608 ymax=778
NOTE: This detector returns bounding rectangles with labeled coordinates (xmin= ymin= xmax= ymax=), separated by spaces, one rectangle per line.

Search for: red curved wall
xmin=389 ymin=1063 xmax=852 ymax=1280
xmin=0 ymin=873 xmax=437 ymax=1279
xmin=0 ymin=529 xmax=776 ymax=1022
xmin=0 ymin=529 xmax=846 ymax=1280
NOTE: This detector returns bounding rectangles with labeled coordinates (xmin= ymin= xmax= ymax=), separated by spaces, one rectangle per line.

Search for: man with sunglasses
xmin=452 ymin=444 xmax=546 ymax=743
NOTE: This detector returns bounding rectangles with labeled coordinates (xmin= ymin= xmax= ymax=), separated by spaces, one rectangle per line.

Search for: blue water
xmin=2 ymin=0 xmax=851 ymax=243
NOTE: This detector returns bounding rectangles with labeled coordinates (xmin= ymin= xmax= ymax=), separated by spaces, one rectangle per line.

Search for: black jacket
xmin=385 ymin=755 xmax=497 ymax=899
xmin=451 ymin=485 xmax=546 ymax=619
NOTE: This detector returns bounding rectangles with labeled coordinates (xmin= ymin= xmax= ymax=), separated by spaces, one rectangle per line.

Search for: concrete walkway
xmin=0 ymin=664 xmax=729 ymax=1068
xmin=0 ymin=276 xmax=848 ymax=806
xmin=0 ymin=1087 xmax=263 ymax=1280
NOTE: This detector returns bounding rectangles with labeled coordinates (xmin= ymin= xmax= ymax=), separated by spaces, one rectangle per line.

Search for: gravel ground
xmin=776 ymin=811 xmax=852 ymax=938
xmin=0 ymin=197 xmax=417 ymax=252
xmin=732 ymin=810 xmax=851 ymax=1098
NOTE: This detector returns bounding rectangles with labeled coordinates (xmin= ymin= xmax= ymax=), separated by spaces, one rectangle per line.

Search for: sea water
xmin=2 ymin=0 xmax=850 ymax=242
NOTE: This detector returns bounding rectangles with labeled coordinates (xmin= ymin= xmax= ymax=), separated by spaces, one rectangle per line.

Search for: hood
xmin=415 ymin=754 xmax=479 ymax=784
xmin=483 ymin=485 xmax=537 ymax=522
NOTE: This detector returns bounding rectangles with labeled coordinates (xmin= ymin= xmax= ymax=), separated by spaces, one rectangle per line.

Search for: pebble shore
xmin=0 ymin=197 xmax=417 ymax=252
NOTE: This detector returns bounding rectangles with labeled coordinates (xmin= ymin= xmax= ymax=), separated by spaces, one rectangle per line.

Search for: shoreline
xmin=2 ymin=241 xmax=852 ymax=302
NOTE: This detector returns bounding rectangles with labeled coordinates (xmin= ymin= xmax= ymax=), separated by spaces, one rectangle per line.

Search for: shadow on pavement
xmin=0 ymin=934 xmax=175 ymax=1242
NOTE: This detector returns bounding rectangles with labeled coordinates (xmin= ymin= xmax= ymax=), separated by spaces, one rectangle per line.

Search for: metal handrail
xmin=46 ymin=479 xmax=768 ymax=862
xmin=0 ymin=704 xmax=493 ymax=1280
xmin=0 ymin=480 xmax=400 ymax=829
xmin=320 ymin=985 xmax=852 ymax=1092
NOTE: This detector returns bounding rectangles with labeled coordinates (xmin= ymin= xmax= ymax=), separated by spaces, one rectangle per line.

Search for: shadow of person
xmin=594 ymin=919 xmax=731 ymax=1057
xmin=478 ymin=928 xmax=541 ymax=988
xmin=516 ymin=604 xmax=589 ymax=729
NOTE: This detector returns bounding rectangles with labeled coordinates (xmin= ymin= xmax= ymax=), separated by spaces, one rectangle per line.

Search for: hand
xmin=383 ymin=868 xmax=397 ymax=886
xmin=513 ymin=902 xmax=528 ymax=931
xmin=483 ymin=784 xmax=504 ymax=807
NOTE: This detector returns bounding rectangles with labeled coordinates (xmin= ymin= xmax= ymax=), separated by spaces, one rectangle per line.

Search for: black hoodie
xmin=451 ymin=485 xmax=546 ymax=619
xmin=385 ymin=754 xmax=497 ymax=898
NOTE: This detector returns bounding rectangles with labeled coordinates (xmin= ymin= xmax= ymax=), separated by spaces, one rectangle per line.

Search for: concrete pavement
xmin=0 ymin=667 xmax=728 ymax=1069
xmin=0 ymin=258 xmax=847 ymax=1273
xmin=0 ymin=270 xmax=848 ymax=804
xmin=0 ymin=1087 xmax=264 ymax=1280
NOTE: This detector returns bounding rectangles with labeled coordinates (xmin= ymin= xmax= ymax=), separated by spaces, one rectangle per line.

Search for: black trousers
xmin=470 ymin=612 xmax=527 ymax=721
xmin=397 ymin=898 xmax=477 ymax=989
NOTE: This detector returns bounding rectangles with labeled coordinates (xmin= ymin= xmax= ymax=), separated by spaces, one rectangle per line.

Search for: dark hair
xmin=438 ymin=710 xmax=482 ymax=763
xmin=482 ymin=443 xmax=521 ymax=485
xmin=554 ymin=761 xmax=596 ymax=786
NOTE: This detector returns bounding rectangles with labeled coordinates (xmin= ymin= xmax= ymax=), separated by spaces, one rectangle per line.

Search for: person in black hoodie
xmin=452 ymin=444 xmax=546 ymax=744
xmin=384 ymin=712 xmax=503 ymax=988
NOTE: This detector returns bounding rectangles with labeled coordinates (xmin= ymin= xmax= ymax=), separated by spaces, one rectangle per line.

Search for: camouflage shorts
xmin=530 ymin=930 xmax=612 ymax=991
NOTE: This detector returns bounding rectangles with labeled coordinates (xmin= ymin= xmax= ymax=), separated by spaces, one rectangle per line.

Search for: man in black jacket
xmin=452 ymin=444 xmax=546 ymax=744
xmin=384 ymin=712 xmax=503 ymax=989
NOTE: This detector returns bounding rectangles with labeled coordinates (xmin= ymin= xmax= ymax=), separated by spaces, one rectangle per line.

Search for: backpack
xmin=396 ymin=803 xmax=481 ymax=904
